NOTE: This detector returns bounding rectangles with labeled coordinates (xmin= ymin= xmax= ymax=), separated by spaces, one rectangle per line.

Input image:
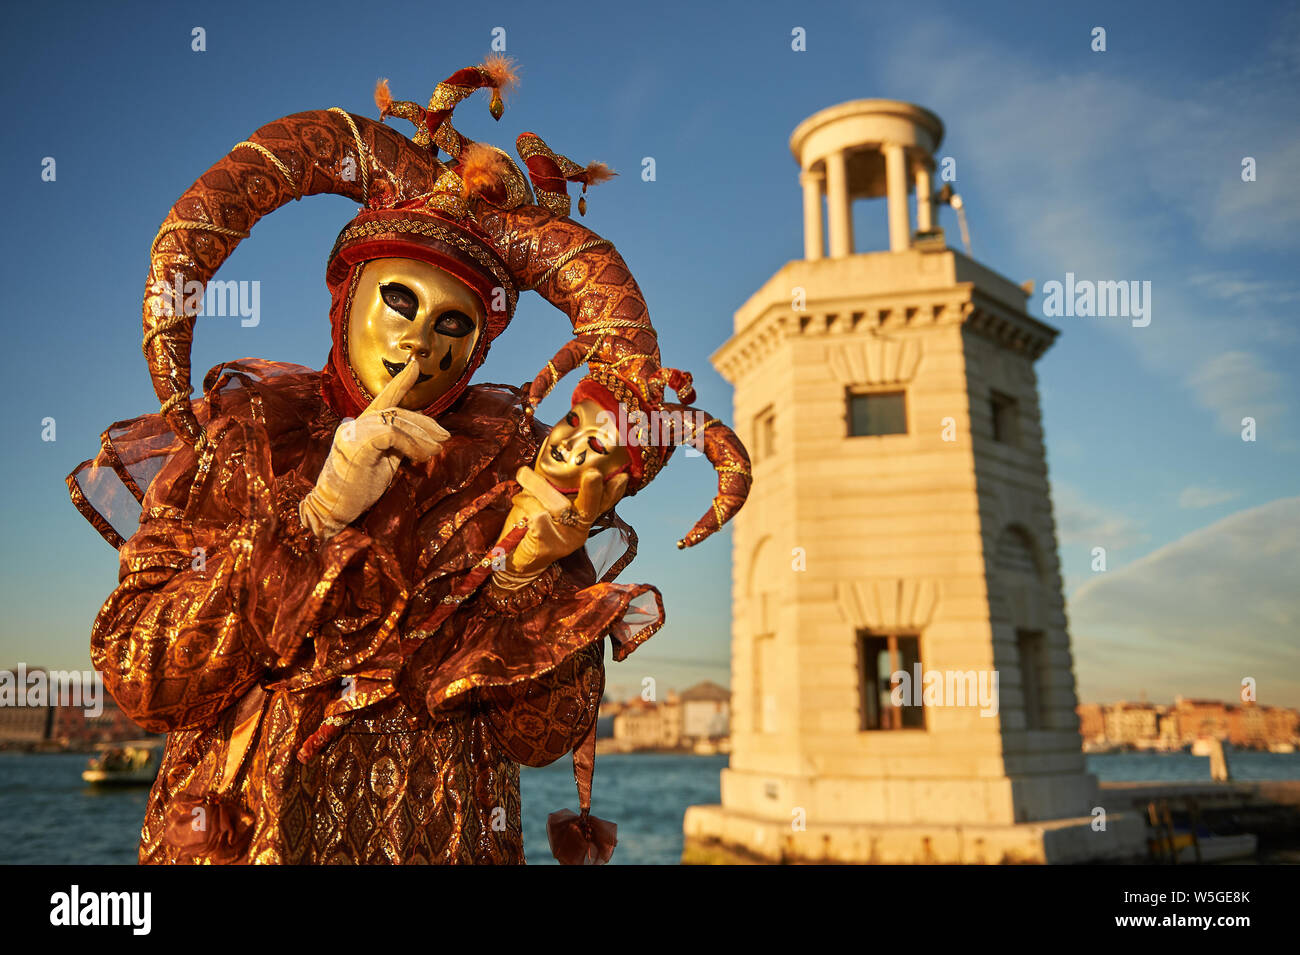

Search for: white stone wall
xmin=711 ymin=248 xmax=1096 ymax=827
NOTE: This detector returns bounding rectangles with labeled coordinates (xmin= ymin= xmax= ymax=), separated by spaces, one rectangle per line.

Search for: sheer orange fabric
xmin=69 ymin=359 xmax=661 ymax=863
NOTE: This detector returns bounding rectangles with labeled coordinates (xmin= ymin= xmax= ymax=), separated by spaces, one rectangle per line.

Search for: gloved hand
xmin=492 ymin=465 xmax=629 ymax=588
xmin=299 ymin=360 xmax=450 ymax=540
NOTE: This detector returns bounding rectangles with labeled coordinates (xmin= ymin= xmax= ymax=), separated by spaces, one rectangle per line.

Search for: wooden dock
xmin=1100 ymin=780 xmax=1300 ymax=863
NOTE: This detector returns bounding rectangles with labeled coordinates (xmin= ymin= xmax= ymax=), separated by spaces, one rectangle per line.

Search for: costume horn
xmin=516 ymin=132 xmax=616 ymax=217
xmin=468 ymin=146 xmax=752 ymax=548
xmin=143 ymin=109 xmax=440 ymax=447
xmin=666 ymin=407 xmax=753 ymax=548
xmin=469 ymin=200 xmax=661 ymax=393
xmin=144 ymin=57 xmax=520 ymax=448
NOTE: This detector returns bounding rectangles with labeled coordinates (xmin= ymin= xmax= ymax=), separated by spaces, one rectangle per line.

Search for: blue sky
xmin=1 ymin=0 xmax=1296 ymax=707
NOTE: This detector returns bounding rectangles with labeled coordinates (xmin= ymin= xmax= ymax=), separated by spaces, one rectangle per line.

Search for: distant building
xmin=1075 ymin=698 xmax=1299 ymax=750
xmin=680 ymin=682 xmax=730 ymax=740
xmin=0 ymin=703 xmax=53 ymax=744
xmin=1076 ymin=703 xmax=1104 ymax=741
xmin=1264 ymin=706 xmax=1299 ymax=745
xmin=0 ymin=666 xmax=154 ymax=749
xmin=51 ymin=698 xmax=148 ymax=747
xmin=1104 ymin=703 xmax=1159 ymax=745
xmin=612 ymin=692 xmax=682 ymax=749
xmin=1173 ymin=697 xmax=1231 ymax=741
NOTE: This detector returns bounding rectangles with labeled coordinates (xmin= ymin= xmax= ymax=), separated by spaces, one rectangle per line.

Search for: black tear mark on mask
xmin=439 ymin=347 xmax=453 ymax=371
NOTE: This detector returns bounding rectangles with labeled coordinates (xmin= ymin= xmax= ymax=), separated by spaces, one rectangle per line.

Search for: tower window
xmin=1017 ymin=629 xmax=1047 ymax=730
xmin=848 ymin=390 xmax=907 ymax=436
xmin=990 ymin=390 xmax=1020 ymax=445
xmin=859 ymin=632 xmax=924 ymax=731
xmin=753 ymin=405 xmax=776 ymax=461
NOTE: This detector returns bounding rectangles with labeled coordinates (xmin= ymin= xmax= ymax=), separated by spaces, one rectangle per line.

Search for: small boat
xmin=82 ymin=739 xmax=163 ymax=785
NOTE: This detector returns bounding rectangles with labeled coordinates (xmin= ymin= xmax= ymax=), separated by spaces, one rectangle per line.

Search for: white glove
xmin=299 ymin=360 xmax=449 ymax=540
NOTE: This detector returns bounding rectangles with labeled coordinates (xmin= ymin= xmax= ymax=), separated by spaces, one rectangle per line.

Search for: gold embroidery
xmin=232 ymin=141 xmax=301 ymax=199
xmin=522 ymin=239 xmax=614 ymax=292
xmin=571 ymin=319 xmax=658 ymax=337
xmin=328 ymin=217 xmax=517 ymax=315
xmin=326 ymin=107 xmax=371 ymax=204
xmin=150 ymin=220 xmax=249 ymax=254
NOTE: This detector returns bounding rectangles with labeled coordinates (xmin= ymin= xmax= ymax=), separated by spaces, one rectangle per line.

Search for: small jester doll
xmin=67 ymin=57 xmax=750 ymax=865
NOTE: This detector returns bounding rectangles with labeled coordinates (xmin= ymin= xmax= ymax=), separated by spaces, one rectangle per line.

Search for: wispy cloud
xmin=1068 ymin=497 xmax=1300 ymax=707
xmin=1187 ymin=350 xmax=1287 ymax=436
xmin=1054 ymin=482 xmax=1148 ymax=552
xmin=879 ymin=12 xmax=1299 ymax=438
xmin=1177 ymin=485 xmax=1240 ymax=509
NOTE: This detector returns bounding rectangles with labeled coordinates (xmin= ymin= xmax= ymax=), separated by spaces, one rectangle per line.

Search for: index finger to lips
xmin=360 ymin=357 xmax=420 ymax=417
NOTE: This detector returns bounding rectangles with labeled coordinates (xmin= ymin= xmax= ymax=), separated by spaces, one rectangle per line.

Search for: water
xmin=0 ymin=753 xmax=151 ymax=865
xmin=521 ymin=754 xmax=728 ymax=865
xmin=0 ymin=751 xmax=727 ymax=865
xmin=1 ymin=750 xmax=1296 ymax=865
xmin=1084 ymin=750 xmax=1300 ymax=783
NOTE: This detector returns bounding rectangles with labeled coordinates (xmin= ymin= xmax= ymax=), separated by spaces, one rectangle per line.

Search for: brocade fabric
xmin=73 ymin=359 xmax=662 ymax=864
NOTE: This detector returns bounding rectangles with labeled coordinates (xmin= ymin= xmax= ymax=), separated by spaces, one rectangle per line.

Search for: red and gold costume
xmin=67 ymin=59 xmax=750 ymax=864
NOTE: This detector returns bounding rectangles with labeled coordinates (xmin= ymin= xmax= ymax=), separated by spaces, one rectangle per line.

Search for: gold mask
xmin=345 ymin=257 xmax=487 ymax=410
xmin=535 ymin=399 xmax=631 ymax=494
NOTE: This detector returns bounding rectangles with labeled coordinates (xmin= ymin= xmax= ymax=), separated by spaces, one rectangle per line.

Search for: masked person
xmin=67 ymin=59 xmax=750 ymax=865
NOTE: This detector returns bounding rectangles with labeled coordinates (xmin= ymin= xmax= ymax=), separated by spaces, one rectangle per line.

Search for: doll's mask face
xmin=346 ymin=257 xmax=486 ymax=410
xmin=535 ymin=399 xmax=631 ymax=494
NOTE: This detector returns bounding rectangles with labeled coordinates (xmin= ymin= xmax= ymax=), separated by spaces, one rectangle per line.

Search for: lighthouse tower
xmin=682 ymin=101 xmax=1143 ymax=863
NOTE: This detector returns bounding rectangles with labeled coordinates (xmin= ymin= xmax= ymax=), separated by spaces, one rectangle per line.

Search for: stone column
xmin=883 ymin=142 xmax=911 ymax=252
xmin=915 ymin=159 xmax=933 ymax=234
xmin=825 ymin=149 xmax=853 ymax=258
xmin=800 ymin=168 xmax=825 ymax=261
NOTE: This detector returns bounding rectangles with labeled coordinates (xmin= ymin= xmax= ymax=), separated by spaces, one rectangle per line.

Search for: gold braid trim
xmin=141 ymin=312 xmax=190 ymax=357
xmin=607 ymin=353 xmax=647 ymax=370
xmin=327 ymin=107 xmax=371 ymax=204
xmin=572 ymin=319 xmax=658 ymax=337
xmin=384 ymin=100 xmax=431 ymax=147
xmin=577 ymin=332 xmax=608 ymax=367
xmin=434 ymin=119 xmax=465 ymax=159
xmin=158 ymin=391 xmax=191 ymax=416
xmin=232 ymin=141 xmax=301 ymax=199
xmin=328 ymin=216 xmax=518 ymax=314
xmin=158 ymin=389 xmax=208 ymax=451
xmin=150 ymin=220 xmax=249 ymax=254
xmin=521 ymin=239 xmax=614 ymax=292
xmin=145 ymin=219 xmax=256 ymax=452
xmin=680 ymin=417 xmax=722 ymax=436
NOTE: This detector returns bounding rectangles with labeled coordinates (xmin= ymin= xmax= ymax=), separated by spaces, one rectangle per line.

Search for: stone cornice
xmin=712 ymin=284 xmax=1057 ymax=383
xmin=965 ymin=288 xmax=1059 ymax=362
